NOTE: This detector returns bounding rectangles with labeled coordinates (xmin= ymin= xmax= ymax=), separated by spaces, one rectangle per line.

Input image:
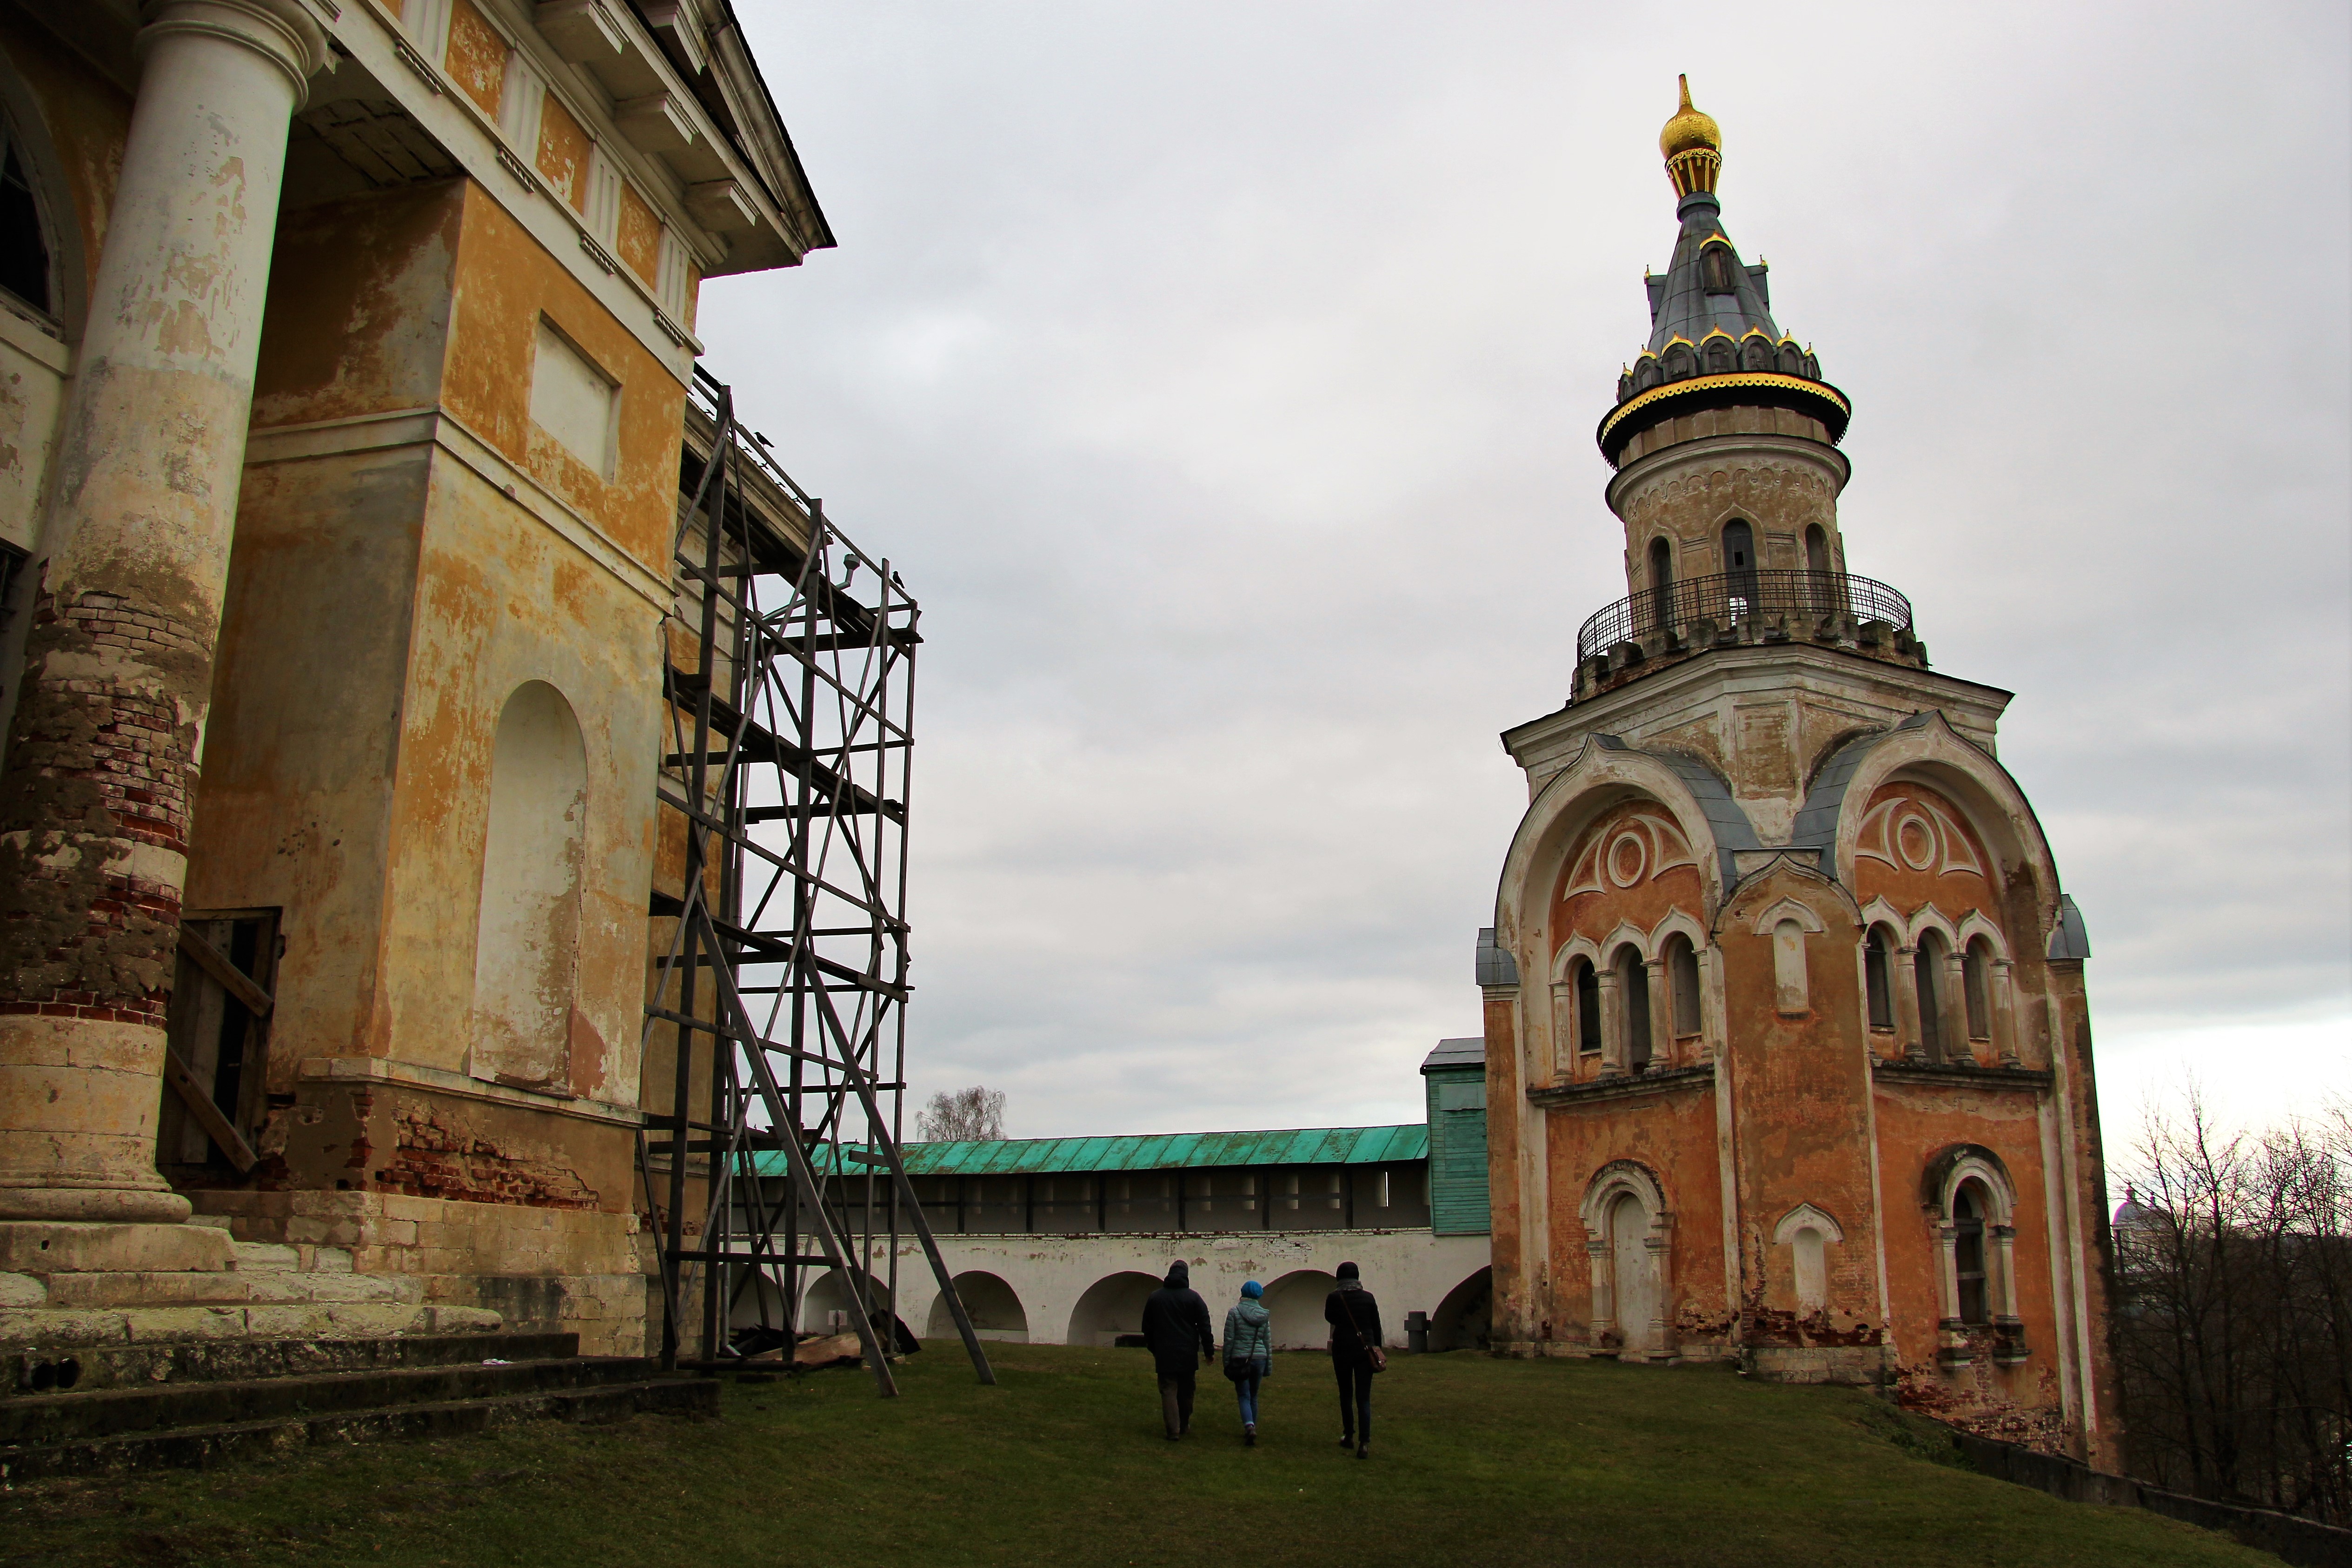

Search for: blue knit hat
xmin=1241 ymin=1279 xmax=1263 ymax=1298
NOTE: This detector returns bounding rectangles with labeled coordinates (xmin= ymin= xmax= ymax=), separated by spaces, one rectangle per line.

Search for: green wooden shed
xmin=1421 ymin=1037 xmax=1490 ymax=1236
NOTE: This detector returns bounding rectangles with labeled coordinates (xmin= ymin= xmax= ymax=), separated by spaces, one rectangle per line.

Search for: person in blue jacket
xmin=1222 ymin=1279 xmax=1274 ymax=1445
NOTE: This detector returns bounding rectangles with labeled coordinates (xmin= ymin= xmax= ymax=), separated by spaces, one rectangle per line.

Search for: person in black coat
xmin=1324 ymin=1260 xmax=1383 ymax=1458
xmin=1140 ymin=1259 xmax=1216 ymax=1439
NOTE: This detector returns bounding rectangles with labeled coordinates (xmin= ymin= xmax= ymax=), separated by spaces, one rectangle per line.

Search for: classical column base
xmin=0 ymin=1218 xmax=232 ymax=1274
xmin=0 ymin=1013 xmax=192 ymax=1224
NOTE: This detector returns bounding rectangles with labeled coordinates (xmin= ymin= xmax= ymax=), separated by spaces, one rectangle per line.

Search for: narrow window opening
xmin=1666 ymin=937 xmax=1701 ymax=1037
xmin=1619 ymin=948 xmax=1652 ymax=1070
xmin=1914 ymin=934 xmax=1947 ymax=1061
xmin=1805 ymin=523 xmax=1830 ymax=576
xmin=1647 ymin=536 xmax=1674 ymax=630
xmin=1722 ymin=518 xmax=1757 ymax=617
xmin=1963 ymin=939 xmax=1993 ymax=1040
xmin=1953 ymin=1185 xmax=1989 ymax=1324
xmin=1575 ymin=959 xmax=1601 ymax=1055
xmin=1864 ymin=928 xmax=1894 ymax=1031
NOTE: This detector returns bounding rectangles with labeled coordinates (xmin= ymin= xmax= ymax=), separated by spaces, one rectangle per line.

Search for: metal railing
xmin=1574 ymin=569 xmax=1913 ymax=666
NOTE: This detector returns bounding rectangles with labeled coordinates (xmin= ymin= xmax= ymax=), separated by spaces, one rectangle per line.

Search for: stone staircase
xmin=0 ymin=1329 xmax=717 ymax=1479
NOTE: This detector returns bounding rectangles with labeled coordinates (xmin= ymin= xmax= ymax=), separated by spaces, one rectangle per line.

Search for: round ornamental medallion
xmin=1608 ymin=832 xmax=1648 ymax=888
xmin=1895 ymin=812 xmax=1938 ymax=871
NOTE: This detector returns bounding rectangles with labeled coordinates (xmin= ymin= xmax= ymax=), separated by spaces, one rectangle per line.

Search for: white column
xmin=1643 ymin=958 xmax=1671 ymax=1069
xmin=1894 ymin=944 xmax=1926 ymax=1062
xmin=0 ymin=0 xmax=327 ymax=1225
xmin=1596 ymin=967 xmax=1625 ymax=1075
xmin=1991 ymin=959 xmax=2021 ymax=1065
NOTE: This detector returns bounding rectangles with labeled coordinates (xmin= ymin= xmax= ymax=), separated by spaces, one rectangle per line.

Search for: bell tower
xmin=1475 ymin=79 xmax=2118 ymax=1466
xmin=1578 ymin=76 xmax=1924 ymax=717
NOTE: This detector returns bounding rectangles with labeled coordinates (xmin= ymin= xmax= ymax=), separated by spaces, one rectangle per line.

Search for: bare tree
xmin=915 ymin=1086 xmax=1006 ymax=1143
xmin=2114 ymin=1083 xmax=2351 ymax=1525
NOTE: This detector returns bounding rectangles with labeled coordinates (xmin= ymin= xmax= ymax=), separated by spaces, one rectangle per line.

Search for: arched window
xmin=1665 ymin=936 xmax=1701 ymax=1038
xmin=1804 ymin=524 xmax=1830 ymax=576
xmin=1647 ymin=536 xmax=1674 ymax=630
xmin=1864 ymin=926 xmax=1894 ymax=1032
xmin=1963 ymin=938 xmax=1994 ymax=1041
xmin=1952 ymin=1183 xmax=1990 ymax=1324
xmin=1721 ymin=518 xmax=1757 ymax=615
xmin=1616 ymin=947 xmax=1652 ymax=1070
xmin=1913 ymin=931 xmax=1948 ymax=1062
xmin=1575 ymin=958 xmax=1601 ymax=1057
xmin=0 ymin=115 xmax=53 ymax=314
xmin=1700 ymin=243 xmax=1738 ymax=294
xmin=472 ymin=682 xmax=588 ymax=1091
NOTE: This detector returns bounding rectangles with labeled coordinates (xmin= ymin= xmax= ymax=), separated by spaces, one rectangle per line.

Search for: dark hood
xmin=1164 ymin=1262 xmax=1189 ymax=1289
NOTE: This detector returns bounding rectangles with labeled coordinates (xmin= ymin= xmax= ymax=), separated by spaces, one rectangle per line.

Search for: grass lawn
xmin=1 ymin=1344 xmax=2278 ymax=1568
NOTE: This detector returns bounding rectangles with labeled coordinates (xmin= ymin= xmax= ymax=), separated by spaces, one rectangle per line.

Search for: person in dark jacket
xmin=1140 ymin=1259 xmax=1216 ymax=1439
xmin=1324 ymin=1260 xmax=1383 ymax=1458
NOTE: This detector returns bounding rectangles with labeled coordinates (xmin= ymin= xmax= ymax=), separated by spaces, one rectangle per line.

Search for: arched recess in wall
xmin=472 ymin=681 xmax=588 ymax=1091
xmin=1265 ymin=1269 xmax=1343 ymax=1350
xmin=927 ymin=1271 xmax=1028 ymax=1343
xmin=1429 ymin=1265 xmax=1494 ymax=1352
xmin=1066 ymin=1271 xmax=1162 ymax=1347
xmin=803 ymin=1266 xmax=892 ymax=1334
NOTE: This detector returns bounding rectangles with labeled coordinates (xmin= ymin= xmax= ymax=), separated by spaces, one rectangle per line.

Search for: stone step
xmin=2 ymin=1329 xmax=574 ymax=1398
xmin=0 ymin=1374 xmax=717 ymax=1480
xmin=0 ymin=1354 xmax=659 ymax=1446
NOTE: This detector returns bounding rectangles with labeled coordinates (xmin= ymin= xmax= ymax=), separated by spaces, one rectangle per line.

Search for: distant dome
xmin=1659 ymin=74 xmax=1721 ymax=160
xmin=2112 ymin=1186 xmax=2162 ymax=1231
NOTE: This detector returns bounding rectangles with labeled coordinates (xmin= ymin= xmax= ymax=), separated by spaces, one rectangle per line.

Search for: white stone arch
xmin=1263 ymin=1268 xmax=1342 ymax=1350
xmin=1648 ymin=906 xmax=1709 ymax=950
xmin=1923 ymin=1145 xmax=2023 ymax=1334
xmin=927 ymin=1270 xmax=1028 ymax=1343
xmin=1905 ymin=902 xmax=1962 ymax=949
xmin=1857 ymin=894 xmax=1907 ymax=937
xmin=1747 ymin=896 xmax=1827 ymax=936
xmin=1953 ymin=910 xmax=2011 ymax=960
xmin=1579 ymin=1161 xmax=1674 ymax=1360
xmin=1772 ymin=1202 xmax=1846 ymax=1246
xmin=1828 ymin=713 xmax=2063 ymax=941
xmin=0 ymin=55 xmax=91 ymax=332
xmin=1494 ymin=736 xmax=1738 ymax=975
xmin=1599 ymin=919 xmax=1653 ymax=964
xmin=1549 ymin=932 xmax=1604 ymax=983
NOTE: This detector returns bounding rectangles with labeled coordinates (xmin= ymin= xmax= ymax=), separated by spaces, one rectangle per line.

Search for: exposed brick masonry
xmin=0 ymin=588 xmax=206 ymax=1022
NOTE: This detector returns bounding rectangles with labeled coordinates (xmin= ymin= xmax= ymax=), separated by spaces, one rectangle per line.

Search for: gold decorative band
xmin=1599 ymin=372 xmax=1849 ymax=443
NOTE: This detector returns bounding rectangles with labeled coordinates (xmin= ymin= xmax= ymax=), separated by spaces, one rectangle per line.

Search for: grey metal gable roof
xmin=1421 ymin=1036 xmax=1486 ymax=1074
xmin=1647 ymin=192 xmax=1782 ymax=354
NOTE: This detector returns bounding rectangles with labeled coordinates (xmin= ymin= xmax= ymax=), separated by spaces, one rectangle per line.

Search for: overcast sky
xmin=703 ymin=2 xmax=2352 ymax=1162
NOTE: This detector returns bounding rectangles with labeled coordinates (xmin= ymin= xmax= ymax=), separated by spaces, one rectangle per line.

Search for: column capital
xmin=139 ymin=0 xmax=332 ymax=108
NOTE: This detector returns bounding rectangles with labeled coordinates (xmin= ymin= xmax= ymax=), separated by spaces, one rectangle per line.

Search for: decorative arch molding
xmin=1773 ymin=1202 xmax=1846 ymax=1246
xmin=1747 ymin=896 xmax=1827 ymax=937
xmin=1857 ymin=895 xmax=1907 ymax=939
xmin=1578 ymin=1159 xmax=1675 ymax=1360
xmin=1492 ymin=734 xmax=1757 ymax=980
xmin=1549 ymin=932 xmax=1604 ymax=983
xmin=1812 ymin=713 xmax=2064 ymax=938
xmin=1953 ymin=910 xmax=2011 ymax=961
xmin=1600 ymin=919 xmax=1652 ymax=964
xmin=1906 ymin=902 xmax=1962 ymax=949
xmin=1648 ymin=907 xmax=1708 ymax=952
xmin=1921 ymin=1143 xmax=2018 ymax=1224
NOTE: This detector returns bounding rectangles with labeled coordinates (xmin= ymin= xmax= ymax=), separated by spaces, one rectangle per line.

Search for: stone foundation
xmin=187 ymin=1189 xmax=649 ymax=1356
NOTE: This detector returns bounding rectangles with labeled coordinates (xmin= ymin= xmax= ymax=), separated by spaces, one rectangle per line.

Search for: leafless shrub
xmin=915 ymin=1086 xmax=1006 ymax=1143
xmin=2114 ymin=1083 xmax=2351 ymax=1525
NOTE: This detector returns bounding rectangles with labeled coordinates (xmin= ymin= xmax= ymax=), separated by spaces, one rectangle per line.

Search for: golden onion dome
xmin=1659 ymin=75 xmax=1722 ymax=198
xmin=1659 ymin=75 xmax=1720 ymax=159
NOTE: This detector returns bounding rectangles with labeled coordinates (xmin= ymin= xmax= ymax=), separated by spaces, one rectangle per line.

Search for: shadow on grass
xmin=0 ymin=1346 xmax=2275 ymax=1568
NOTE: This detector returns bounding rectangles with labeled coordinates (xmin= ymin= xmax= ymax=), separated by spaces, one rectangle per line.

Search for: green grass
xmin=2 ymin=1346 xmax=2278 ymax=1568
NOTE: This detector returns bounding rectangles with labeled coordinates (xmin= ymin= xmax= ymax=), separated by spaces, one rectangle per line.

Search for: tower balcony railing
xmin=1574 ymin=568 xmax=1913 ymax=667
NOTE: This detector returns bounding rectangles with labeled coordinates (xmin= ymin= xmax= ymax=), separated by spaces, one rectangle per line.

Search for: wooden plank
xmin=176 ymin=926 xmax=272 ymax=1017
xmin=163 ymin=1051 xmax=258 ymax=1174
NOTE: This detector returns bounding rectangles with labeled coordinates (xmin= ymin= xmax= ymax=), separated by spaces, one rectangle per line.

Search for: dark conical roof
xmin=1646 ymin=191 xmax=1781 ymax=353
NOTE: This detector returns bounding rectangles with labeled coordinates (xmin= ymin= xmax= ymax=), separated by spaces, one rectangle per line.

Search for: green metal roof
xmin=761 ymin=1124 xmax=1428 ymax=1180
